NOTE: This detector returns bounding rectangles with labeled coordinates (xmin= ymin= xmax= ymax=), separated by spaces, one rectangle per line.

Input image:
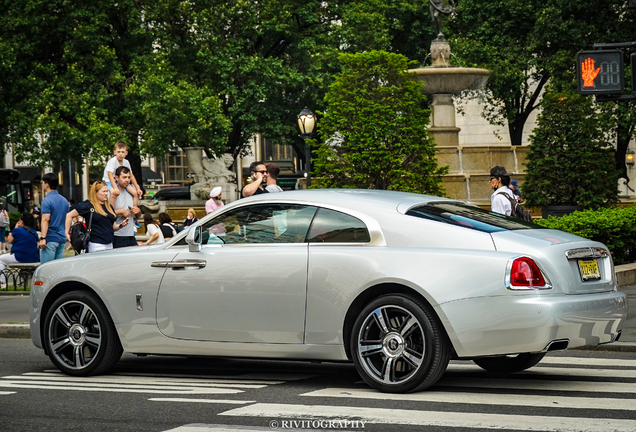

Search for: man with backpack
xmin=489 ymin=166 xmax=532 ymax=221
xmin=489 ymin=166 xmax=517 ymax=216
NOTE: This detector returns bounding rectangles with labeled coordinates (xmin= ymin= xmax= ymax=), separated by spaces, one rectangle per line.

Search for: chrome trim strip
xmin=565 ymin=247 xmax=609 ymax=260
xmin=166 ymin=260 xmax=207 ymax=268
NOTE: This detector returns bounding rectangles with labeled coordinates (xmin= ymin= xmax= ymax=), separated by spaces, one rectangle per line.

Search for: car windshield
xmin=406 ymin=201 xmax=540 ymax=233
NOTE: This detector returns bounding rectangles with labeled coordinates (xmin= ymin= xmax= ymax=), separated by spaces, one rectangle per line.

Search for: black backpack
xmin=497 ymin=192 xmax=533 ymax=222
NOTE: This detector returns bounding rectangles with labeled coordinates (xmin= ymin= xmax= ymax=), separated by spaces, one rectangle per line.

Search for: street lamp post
xmin=297 ymin=107 xmax=316 ymax=187
xmin=626 ymin=149 xmax=635 ymax=168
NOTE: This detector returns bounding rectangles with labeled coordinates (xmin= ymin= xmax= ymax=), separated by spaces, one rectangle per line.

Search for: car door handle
xmin=151 ymin=260 xmax=207 ymax=269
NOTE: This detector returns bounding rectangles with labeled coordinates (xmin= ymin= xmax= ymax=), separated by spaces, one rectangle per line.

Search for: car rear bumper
xmin=437 ymin=291 xmax=628 ymax=358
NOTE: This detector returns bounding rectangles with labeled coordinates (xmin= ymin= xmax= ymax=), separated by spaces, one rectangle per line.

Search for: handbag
xmin=70 ymin=208 xmax=94 ymax=254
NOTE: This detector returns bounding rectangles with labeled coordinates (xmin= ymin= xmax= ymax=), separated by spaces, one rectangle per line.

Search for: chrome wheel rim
xmin=48 ymin=300 xmax=102 ymax=370
xmin=357 ymin=305 xmax=426 ymax=385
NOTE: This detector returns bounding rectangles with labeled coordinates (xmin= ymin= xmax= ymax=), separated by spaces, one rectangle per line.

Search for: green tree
xmin=311 ymin=51 xmax=447 ymax=194
xmin=522 ymin=92 xmax=620 ymax=209
xmin=448 ymin=0 xmax=636 ymax=150
xmin=1 ymin=0 xmax=442 ymax=175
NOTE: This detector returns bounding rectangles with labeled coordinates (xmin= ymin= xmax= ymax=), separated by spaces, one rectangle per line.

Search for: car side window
xmin=307 ymin=208 xmax=371 ymax=243
xmin=200 ymin=204 xmax=317 ymax=244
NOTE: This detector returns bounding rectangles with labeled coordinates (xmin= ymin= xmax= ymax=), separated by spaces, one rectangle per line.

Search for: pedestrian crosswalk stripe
xmin=540 ymin=356 xmax=636 ymax=367
xmin=163 ymin=425 xmax=280 ymax=432
xmin=0 ymin=391 xmax=15 ymax=395
xmin=0 ymin=381 xmax=242 ymax=395
xmin=149 ymin=398 xmax=256 ymax=404
xmin=439 ymin=376 xmax=636 ymax=393
xmin=300 ymin=387 xmax=636 ymax=411
xmin=219 ymin=403 xmax=636 ymax=432
xmin=15 ymin=373 xmax=273 ymax=388
xmin=448 ymin=363 xmax=636 ymax=378
xmin=0 ymin=370 xmax=293 ymax=395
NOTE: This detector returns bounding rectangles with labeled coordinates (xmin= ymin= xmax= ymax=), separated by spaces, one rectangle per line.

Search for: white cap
xmin=210 ymin=186 xmax=222 ymax=198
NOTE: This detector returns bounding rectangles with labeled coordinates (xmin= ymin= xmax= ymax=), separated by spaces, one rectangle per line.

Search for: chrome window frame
xmin=168 ymin=198 xmax=386 ymax=249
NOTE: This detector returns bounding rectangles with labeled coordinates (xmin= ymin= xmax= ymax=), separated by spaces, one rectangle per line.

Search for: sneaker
xmin=134 ymin=219 xmax=142 ymax=228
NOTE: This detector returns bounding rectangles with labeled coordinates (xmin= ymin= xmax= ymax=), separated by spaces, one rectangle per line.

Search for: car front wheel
xmin=44 ymin=290 xmax=122 ymax=376
xmin=351 ymin=294 xmax=451 ymax=393
xmin=473 ymin=353 xmax=546 ymax=373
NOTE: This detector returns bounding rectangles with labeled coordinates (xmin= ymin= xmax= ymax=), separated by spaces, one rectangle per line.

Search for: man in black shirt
xmin=241 ymin=161 xmax=270 ymax=198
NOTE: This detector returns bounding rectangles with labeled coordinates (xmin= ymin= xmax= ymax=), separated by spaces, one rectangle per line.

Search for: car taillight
xmin=510 ymin=257 xmax=546 ymax=287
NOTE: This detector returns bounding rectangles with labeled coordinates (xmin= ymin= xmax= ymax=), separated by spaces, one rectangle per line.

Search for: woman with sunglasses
xmin=65 ymin=181 xmax=128 ymax=253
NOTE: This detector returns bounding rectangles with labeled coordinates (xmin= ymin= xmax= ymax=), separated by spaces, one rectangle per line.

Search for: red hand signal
xmin=581 ymin=57 xmax=600 ymax=87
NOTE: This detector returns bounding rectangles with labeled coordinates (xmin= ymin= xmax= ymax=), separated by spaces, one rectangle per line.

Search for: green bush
xmin=536 ymin=206 xmax=636 ymax=265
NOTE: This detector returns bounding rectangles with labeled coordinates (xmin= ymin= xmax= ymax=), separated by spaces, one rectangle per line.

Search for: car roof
xmin=232 ymin=189 xmax=457 ymax=214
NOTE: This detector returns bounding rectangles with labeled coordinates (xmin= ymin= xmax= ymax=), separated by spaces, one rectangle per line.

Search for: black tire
xmin=473 ymin=352 xmax=546 ymax=373
xmin=44 ymin=290 xmax=122 ymax=376
xmin=350 ymin=294 xmax=451 ymax=393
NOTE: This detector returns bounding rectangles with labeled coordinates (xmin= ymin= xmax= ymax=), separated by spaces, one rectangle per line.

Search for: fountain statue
xmin=410 ymin=3 xmax=489 ymax=147
xmin=429 ymin=0 xmax=455 ymax=41
xmin=183 ymin=147 xmax=237 ymax=202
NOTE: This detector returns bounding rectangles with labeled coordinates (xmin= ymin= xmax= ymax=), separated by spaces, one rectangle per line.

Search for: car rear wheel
xmin=473 ymin=352 xmax=546 ymax=373
xmin=351 ymin=294 xmax=451 ymax=393
xmin=44 ymin=290 xmax=122 ymax=376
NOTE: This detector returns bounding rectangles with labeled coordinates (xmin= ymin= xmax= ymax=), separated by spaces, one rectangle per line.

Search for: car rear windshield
xmin=406 ymin=201 xmax=540 ymax=233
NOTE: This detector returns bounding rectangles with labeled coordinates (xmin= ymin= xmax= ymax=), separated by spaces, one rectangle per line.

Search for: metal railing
xmin=0 ymin=263 xmax=38 ymax=291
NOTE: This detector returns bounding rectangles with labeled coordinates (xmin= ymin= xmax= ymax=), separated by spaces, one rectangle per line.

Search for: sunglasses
xmin=253 ymin=170 xmax=268 ymax=175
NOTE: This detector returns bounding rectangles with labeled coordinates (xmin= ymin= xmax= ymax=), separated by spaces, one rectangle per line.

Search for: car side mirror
xmin=186 ymin=226 xmax=202 ymax=252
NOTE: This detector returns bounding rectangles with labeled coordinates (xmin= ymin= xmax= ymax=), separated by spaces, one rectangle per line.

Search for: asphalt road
xmin=0 ymin=294 xmax=29 ymax=324
xmin=1 ymin=338 xmax=636 ymax=432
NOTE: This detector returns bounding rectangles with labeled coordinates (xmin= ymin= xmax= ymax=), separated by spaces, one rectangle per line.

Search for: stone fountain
xmin=182 ymin=147 xmax=237 ymax=202
xmin=138 ymin=147 xmax=238 ymax=220
xmin=410 ymin=1 xmax=489 ymax=147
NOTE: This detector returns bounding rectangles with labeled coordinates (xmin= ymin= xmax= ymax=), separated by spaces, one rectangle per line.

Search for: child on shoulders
xmin=102 ymin=141 xmax=143 ymax=200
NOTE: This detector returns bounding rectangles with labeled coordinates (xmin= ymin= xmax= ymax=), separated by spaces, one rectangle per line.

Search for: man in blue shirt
xmin=39 ymin=172 xmax=69 ymax=263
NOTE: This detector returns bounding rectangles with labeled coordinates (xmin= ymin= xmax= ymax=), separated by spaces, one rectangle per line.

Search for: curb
xmin=0 ymin=324 xmax=30 ymax=339
xmin=616 ymin=263 xmax=636 ymax=287
xmin=570 ymin=342 xmax=636 ymax=353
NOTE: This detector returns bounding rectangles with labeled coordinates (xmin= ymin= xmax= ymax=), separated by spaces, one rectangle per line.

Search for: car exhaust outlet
xmin=543 ymin=339 xmax=569 ymax=352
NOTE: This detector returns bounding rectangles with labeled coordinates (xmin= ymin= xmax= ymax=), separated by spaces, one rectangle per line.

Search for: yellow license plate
xmin=579 ymin=259 xmax=600 ymax=281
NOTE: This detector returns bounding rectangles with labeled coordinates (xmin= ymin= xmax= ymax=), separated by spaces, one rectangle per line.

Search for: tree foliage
xmin=522 ymin=92 xmax=620 ymax=209
xmin=311 ymin=51 xmax=448 ymax=194
xmin=448 ymin=0 xmax=636 ymax=154
xmin=1 ymin=0 xmax=439 ymax=174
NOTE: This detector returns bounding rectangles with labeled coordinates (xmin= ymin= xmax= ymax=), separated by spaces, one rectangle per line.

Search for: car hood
xmin=490 ymin=229 xmax=617 ymax=294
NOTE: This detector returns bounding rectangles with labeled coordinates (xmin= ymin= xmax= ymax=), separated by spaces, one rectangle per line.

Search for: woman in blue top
xmin=65 ymin=181 xmax=128 ymax=253
xmin=0 ymin=212 xmax=39 ymax=288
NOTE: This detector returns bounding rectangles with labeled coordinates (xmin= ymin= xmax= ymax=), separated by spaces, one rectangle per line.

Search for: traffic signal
xmin=576 ymin=50 xmax=624 ymax=95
